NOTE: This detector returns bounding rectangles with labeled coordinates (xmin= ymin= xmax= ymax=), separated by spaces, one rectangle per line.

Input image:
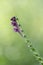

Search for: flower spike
xmin=10 ymin=16 xmax=43 ymax=65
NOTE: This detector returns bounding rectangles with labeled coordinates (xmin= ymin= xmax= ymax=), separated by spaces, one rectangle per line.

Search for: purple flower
xmin=11 ymin=16 xmax=17 ymax=27
xmin=11 ymin=17 xmax=20 ymax=32
xmin=11 ymin=16 xmax=23 ymax=37
xmin=11 ymin=16 xmax=19 ymax=27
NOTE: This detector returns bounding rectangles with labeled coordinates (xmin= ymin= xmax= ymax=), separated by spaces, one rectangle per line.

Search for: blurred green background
xmin=0 ymin=0 xmax=43 ymax=65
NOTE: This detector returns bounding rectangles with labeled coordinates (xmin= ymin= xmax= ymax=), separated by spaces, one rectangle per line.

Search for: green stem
xmin=21 ymin=32 xmax=43 ymax=65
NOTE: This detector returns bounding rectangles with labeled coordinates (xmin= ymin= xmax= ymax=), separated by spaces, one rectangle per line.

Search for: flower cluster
xmin=11 ymin=17 xmax=19 ymax=31
xmin=11 ymin=16 xmax=23 ymax=36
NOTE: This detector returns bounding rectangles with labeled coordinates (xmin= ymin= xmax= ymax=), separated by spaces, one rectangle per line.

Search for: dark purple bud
xmin=11 ymin=17 xmax=17 ymax=21
xmin=14 ymin=28 xmax=19 ymax=32
xmin=11 ymin=21 xmax=17 ymax=26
